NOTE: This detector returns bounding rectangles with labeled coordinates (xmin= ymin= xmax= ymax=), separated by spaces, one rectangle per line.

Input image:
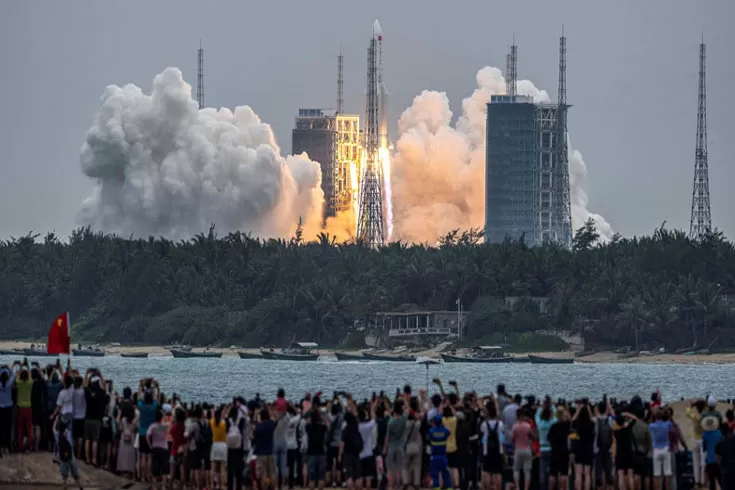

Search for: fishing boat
xmin=237 ymin=351 xmax=263 ymax=359
xmin=0 ymin=349 xmax=23 ymax=356
xmin=260 ymin=342 xmax=320 ymax=361
xmin=362 ymin=352 xmax=417 ymax=362
xmin=170 ymin=348 xmax=222 ymax=358
xmin=73 ymin=347 xmax=106 ymax=357
xmin=334 ymin=352 xmax=367 ymax=361
xmin=22 ymin=348 xmax=56 ymax=357
xmin=441 ymin=346 xmax=512 ymax=363
xmin=120 ymin=352 xmax=148 ymax=358
xmin=510 ymin=356 xmax=532 ymax=363
xmin=528 ymin=355 xmax=574 ymax=364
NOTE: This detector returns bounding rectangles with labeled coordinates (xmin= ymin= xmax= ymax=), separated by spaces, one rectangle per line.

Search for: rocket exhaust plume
xmin=391 ymin=66 xmax=612 ymax=244
xmin=77 ymin=67 xmax=325 ymax=240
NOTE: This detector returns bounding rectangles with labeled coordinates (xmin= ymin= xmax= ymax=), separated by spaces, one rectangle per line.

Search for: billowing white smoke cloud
xmin=78 ymin=67 xmax=324 ymax=240
xmin=391 ymin=66 xmax=613 ymax=244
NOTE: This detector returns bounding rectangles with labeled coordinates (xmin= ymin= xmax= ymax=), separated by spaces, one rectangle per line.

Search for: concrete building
xmin=484 ymin=94 xmax=572 ymax=247
xmin=292 ymin=109 xmax=362 ymax=220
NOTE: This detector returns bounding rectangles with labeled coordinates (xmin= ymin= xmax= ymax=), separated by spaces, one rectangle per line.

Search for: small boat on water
xmin=237 ymin=351 xmax=263 ymax=359
xmin=261 ymin=342 xmax=320 ymax=361
xmin=121 ymin=352 xmax=148 ymax=358
xmin=22 ymin=348 xmax=56 ymax=357
xmin=334 ymin=352 xmax=368 ymax=361
xmin=441 ymin=346 xmax=512 ymax=363
xmin=170 ymin=348 xmax=222 ymax=358
xmin=528 ymin=355 xmax=574 ymax=364
xmin=362 ymin=352 xmax=417 ymax=362
xmin=0 ymin=349 xmax=23 ymax=356
xmin=73 ymin=349 xmax=106 ymax=357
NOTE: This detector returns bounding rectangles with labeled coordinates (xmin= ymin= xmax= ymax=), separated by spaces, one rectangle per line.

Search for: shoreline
xmin=1 ymin=340 xmax=734 ymax=364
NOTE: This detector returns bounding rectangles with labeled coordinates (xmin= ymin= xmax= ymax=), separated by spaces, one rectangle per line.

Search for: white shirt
xmin=57 ymin=388 xmax=74 ymax=415
xmin=480 ymin=419 xmax=505 ymax=456
xmin=286 ymin=415 xmax=301 ymax=450
xmin=358 ymin=420 xmax=376 ymax=459
xmin=72 ymin=387 xmax=86 ymax=419
xmin=501 ymin=403 xmax=518 ymax=443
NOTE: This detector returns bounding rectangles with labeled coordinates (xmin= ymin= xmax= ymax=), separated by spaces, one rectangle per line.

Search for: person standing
xmin=254 ymin=406 xmax=277 ymax=490
xmin=480 ymin=400 xmax=504 ymax=490
xmin=687 ymin=400 xmax=707 ymax=487
xmin=0 ymin=364 xmax=14 ymax=455
xmin=428 ymin=414 xmax=452 ymax=490
xmin=306 ymin=408 xmax=329 ymax=490
xmin=147 ymin=410 xmax=171 ymax=490
xmin=384 ymin=401 xmax=407 ymax=490
xmin=71 ymin=375 xmax=87 ymax=459
xmin=30 ymin=367 xmax=47 ymax=451
xmin=535 ymin=401 xmax=556 ymax=490
xmin=649 ymin=409 xmax=674 ymax=490
xmin=84 ymin=375 xmax=108 ymax=466
xmin=511 ymin=408 xmax=536 ymax=490
xmin=15 ymin=367 xmax=34 ymax=453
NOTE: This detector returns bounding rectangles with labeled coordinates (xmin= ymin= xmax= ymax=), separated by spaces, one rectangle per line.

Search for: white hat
xmin=707 ymin=395 xmax=717 ymax=407
xmin=163 ymin=403 xmax=172 ymax=414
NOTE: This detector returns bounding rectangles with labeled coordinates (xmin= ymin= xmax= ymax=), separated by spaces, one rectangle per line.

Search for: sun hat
xmin=162 ymin=403 xmax=172 ymax=414
xmin=701 ymin=414 xmax=720 ymax=432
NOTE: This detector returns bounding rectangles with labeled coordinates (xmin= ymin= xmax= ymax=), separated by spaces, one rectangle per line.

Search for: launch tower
xmin=689 ymin=39 xmax=711 ymax=239
xmin=485 ymin=35 xmax=572 ymax=247
xmin=356 ymin=20 xmax=386 ymax=247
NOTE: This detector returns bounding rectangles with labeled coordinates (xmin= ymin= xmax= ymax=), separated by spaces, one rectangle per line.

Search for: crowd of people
xmin=1 ymin=358 xmax=734 ymax=490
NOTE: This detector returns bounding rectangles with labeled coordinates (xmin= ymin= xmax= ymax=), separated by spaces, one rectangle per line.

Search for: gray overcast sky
xmin=1 ymin=0 xmax=732 ymax=240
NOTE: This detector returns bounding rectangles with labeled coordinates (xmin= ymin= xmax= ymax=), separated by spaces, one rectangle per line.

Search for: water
xmin=3 ymin=354 xmax=733 ymax=403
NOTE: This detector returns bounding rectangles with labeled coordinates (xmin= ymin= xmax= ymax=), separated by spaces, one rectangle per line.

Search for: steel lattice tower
xmin=196 ymin=40 xmax=204 ymax=109
xmin=556 ymin=28 xmax=573 ymax=247
xmin=356 ymin=32 xmax=385 ymax=247
xmin=337 ymin=49 xmax=344 ymax=114
xmin=689 ymin=40 xmax=711 ymax=239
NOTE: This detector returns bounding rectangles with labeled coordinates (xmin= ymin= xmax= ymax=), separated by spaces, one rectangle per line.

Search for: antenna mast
xmin=196 ymin=40 xmax=204 ymax=109
xmin=508 ymin=36 xmax=518 ymax=97
xmin=337 ymin=49 xmax=344 ymax=114
xmin=689 ymin=38 xmax=711 ymax=239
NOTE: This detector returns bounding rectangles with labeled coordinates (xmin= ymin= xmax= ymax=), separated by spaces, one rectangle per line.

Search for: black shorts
xmin=483 ymin=452 xmax=504 ymax=474
xmin=574 ymin=449 xmax=593 ymax=467
xmin=100 ymin=425 xmax=113 ymax=443
xmin=615 ymin=452 xmax=634 ymax=471
xmin=151 ymin=448 xmax=169 ymax=477
xmin=138 ymin=435 xmax=152 ymax=454
xmin=32 ymin=408 xmax=45 ymax=426
xmin=327 ymin=446 xmax=340 ymax=467
xmin=343 ymin=454 xmax=362 ymax=480
xmin=447 ymin=451 xmax=460 ymax=468
xmin=360 ymin=455 xmax=376 ymax=478
xmin=633 ymin=455 xmax=650 ymax=477
xmin=72 ymin=419 xmax=85 ymax=439
xmin=186 ymin=452 xmax=203 ymax=470
xmin=550 ymin=452 xmax=569 ymax=476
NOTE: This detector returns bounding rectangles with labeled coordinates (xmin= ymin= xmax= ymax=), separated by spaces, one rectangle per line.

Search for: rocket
xmin=373 ymin=19 xmax=389 ymax=149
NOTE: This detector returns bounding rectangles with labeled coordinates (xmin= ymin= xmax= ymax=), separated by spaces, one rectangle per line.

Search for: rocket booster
xmin=373 ymin=19 xmax=389 ymax=149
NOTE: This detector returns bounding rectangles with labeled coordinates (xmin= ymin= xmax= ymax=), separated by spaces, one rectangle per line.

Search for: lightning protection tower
xmin=556 ymin=28 xmax=573 ymax=247
xmin=337 ymin=49 xmax=344 ymax=114
xmin=689 ymin=39 xmax=711 ymax=239
xmin=196 ymin=40 xmax=204 ymax=109
xmin=356 ymin=23 xmax=386 ymax=247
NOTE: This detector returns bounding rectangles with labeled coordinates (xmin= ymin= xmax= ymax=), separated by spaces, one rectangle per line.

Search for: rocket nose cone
xmin=372 ymin=19 xmax=383 ymax=37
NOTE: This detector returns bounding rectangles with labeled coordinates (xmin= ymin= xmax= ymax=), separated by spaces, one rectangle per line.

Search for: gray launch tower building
xmin=485 ymin=35 xmax=572 ymax=247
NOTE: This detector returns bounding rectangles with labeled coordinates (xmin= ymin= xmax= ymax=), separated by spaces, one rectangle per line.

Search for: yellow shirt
xmin=211 ymin=419 xmax=227 ymax=443
xmin=686 ymin=408 xmax=703 ymax=439
xmin=15 ymin=379 xmax=34 ymax=408
xmin=443 ymin=416 xmax=457 ymax=453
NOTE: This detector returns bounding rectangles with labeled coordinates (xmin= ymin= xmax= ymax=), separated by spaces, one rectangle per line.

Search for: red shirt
xmin=169 ymin=422 xmax=186 ymax=456
xmin=275 ymin=397 xmax=288 ymax=414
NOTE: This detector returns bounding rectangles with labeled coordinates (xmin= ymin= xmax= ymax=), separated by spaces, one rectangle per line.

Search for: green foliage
xmin=1 ymin=223 xmax=734 ymax=349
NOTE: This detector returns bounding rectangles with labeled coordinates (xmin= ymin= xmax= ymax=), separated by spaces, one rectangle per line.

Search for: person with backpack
xmin=594 ymin=401 xmax=614 ymax=490
xmin=137 ymin=378 xmax=160 ymax=483
xmin=286 ymin=405 xmax=302 ymax=489
xmin=481 ymin=399 xmax=505 ymax=490
xmin=198 ymin=407 xmax=214 ymax=488
xmin=184 ymin=406 xmax=204 ymax=489
xmin=327 ymin=401 xmax=345 ymax=488
xmin=146 ymin=409 xmax=171 ymax=490
xmin=58 ymin=421 xmax=84 ymax=490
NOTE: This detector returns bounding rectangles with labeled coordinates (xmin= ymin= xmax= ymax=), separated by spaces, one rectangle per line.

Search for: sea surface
xmin=2 ymin=354 xmax=733 ymax=403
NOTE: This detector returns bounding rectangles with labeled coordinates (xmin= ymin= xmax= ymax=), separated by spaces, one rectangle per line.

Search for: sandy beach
xmin=1 ymin=340 xmax=734 ymax=364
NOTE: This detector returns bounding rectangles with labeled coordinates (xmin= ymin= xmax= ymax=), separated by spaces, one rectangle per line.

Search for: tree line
xmin=1 ymin=219 xmax=733 ymax=351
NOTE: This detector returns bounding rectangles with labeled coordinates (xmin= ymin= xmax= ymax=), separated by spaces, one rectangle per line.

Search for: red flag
xmin=47 ymin=312 xmax=71 ymax=355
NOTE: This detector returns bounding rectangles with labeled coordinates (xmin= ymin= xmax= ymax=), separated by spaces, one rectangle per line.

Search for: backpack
xmin=596 ymin=417 xmax=613 ymax=451
xmin=227 ymin=420 xmax=242 ymax=449
xmin=59 ymin=433 xmax=73 ymax=462
xmin=197 ymin=420 xmax=213 ymax=453
xmin=485 ymin=421 xmax=500 ymax=454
